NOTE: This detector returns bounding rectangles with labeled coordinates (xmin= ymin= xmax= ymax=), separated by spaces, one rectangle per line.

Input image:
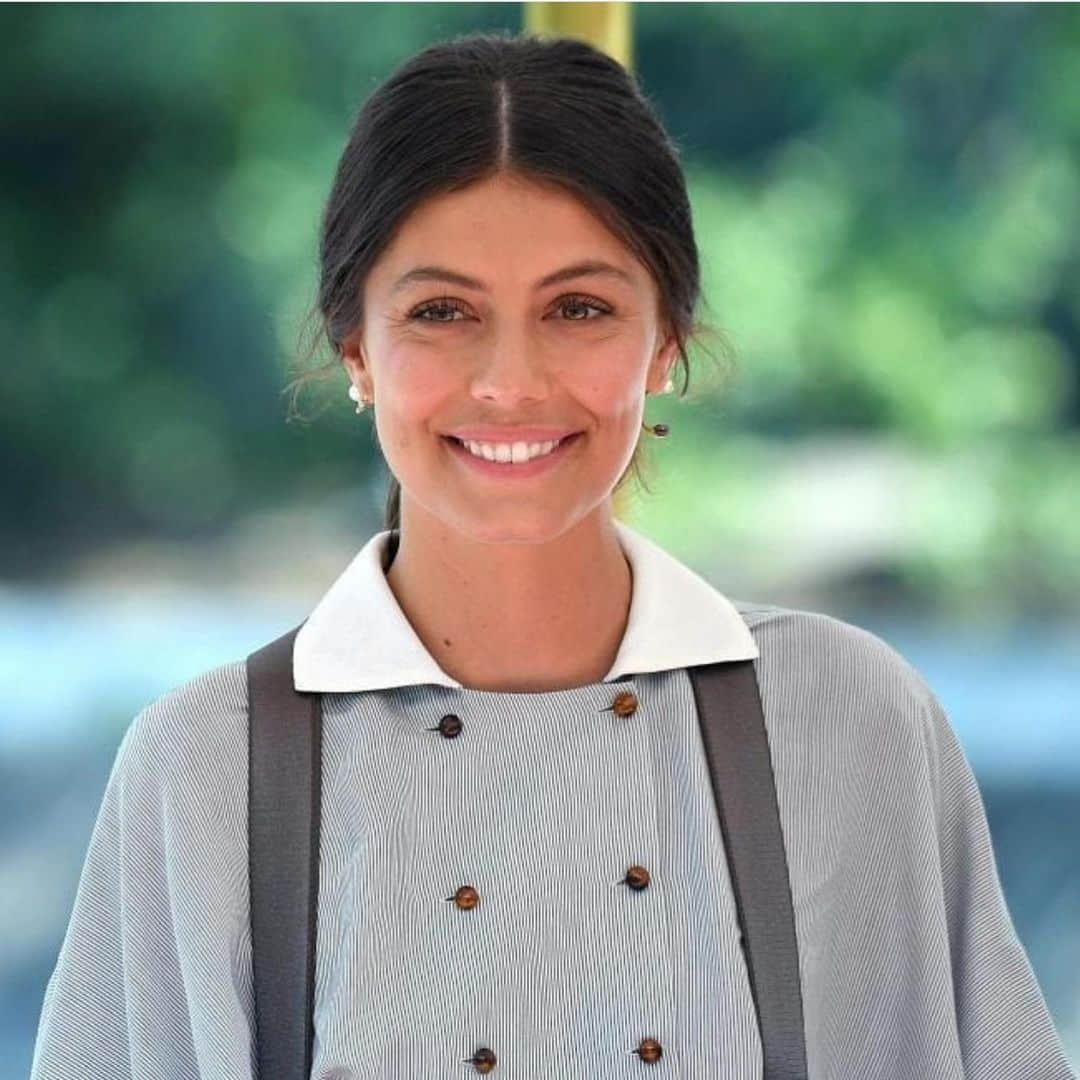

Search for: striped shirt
xmin=30 ymin=520 xmax=1076 ymax=1078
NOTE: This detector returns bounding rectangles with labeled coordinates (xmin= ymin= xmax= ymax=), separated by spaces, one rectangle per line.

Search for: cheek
xmin=383 ymin=354 xmax=455 ymax=421
xmin=571 ymin=340 xmax=649 ymax=407
xmin=576 ymin=372 xmax=645 ymax=423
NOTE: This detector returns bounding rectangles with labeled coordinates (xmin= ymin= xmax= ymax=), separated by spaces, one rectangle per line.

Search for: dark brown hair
xmin=285 ymin=29 xmax=735 ymax=530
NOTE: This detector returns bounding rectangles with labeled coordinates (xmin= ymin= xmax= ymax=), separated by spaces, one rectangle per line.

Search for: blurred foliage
xmin=1 ymin=3 xmax=1078 ymax=610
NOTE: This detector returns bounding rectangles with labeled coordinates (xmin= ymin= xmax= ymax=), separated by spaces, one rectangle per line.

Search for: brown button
xmin=636 ymin=1037 xmax=663 ymax=1064
xmin=433 ymin=713 xmax=463 ymax=738
xmin=450 ymin=885 xmax=480 ymax=911
xmin=624 ymin=864 xmax=651 ymax=891
xmin=610 ymin=690 xmax=639 ymax=717
xmin=466 ymin=1046 xmax=497 ymax=1073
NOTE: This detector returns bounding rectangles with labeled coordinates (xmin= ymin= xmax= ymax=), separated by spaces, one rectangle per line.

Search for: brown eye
xmin=557 ymin=294 xmax=610 ymax=320
xmin=411 ymin=298 xmax=467 ymax=322
xmin=407 ymin=293 xmax=612 ymax=324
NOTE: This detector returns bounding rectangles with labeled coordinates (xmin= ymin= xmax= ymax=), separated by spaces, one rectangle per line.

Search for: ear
xmin=340 ymin=331 xmax=372 ymax=396
xmin=646 ymin=331 xmax=680 ymax=395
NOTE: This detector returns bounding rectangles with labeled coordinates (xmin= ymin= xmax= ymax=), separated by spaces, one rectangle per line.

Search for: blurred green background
xmin=3 ymin=3 xmax=1079 ymax=610
xmin=3 ymin=4 xmax=1078 ymax=1076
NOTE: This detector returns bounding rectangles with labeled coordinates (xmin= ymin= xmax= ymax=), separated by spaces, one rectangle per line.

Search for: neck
xmin=382 ymin=503 xmax=633 ymax=692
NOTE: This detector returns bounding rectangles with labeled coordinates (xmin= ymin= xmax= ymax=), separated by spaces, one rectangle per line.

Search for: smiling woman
xmin=283 ymin=33 xmax=731 ymax=541
xmin=272 ymin=28 xmax=731 ymax=695
xmin=29 ymin=26 xmax=1076 ymax=1080
xmin=339 ymin=169 xmax=680 ymax=563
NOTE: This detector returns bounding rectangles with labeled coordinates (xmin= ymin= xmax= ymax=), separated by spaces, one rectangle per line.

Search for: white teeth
xmin=458 ymin=438 xmax=563 ymax=464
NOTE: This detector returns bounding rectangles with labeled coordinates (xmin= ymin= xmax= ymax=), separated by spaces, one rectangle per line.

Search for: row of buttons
xmin=427 ymin=689 xmax=644 ymax=742
xmin=428 ymin=689 xmax=666 ymax=1071
xmin=464 ymin=1036 xmax=664 ymax=1073
xmin=446 ymin=857 xmax=651 ymax=913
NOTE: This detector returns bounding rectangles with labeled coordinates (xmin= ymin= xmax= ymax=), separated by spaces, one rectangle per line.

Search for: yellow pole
xmin=523 ymin=2 xmax=633 ymax=71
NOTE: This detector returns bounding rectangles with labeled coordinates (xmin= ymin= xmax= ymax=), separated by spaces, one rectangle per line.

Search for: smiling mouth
xmin=445 ymin=432 xmax=579 ymax=453
xmin=442 ymin=431 xmax=583 ymax=470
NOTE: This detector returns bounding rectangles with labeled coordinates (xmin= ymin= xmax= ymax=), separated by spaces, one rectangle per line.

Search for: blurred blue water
xmin=2 ymin=586 xmax=1078 ymax=1076
xmin=3 ymin=586 xmax=1078 ymax=777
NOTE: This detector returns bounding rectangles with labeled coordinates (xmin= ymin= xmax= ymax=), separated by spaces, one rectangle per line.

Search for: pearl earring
xmin=347 ymin=384 xmax=370 ymax=414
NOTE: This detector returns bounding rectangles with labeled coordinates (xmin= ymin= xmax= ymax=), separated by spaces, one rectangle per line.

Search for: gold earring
xmin=642 ymin=376 xmax=674 ymax=438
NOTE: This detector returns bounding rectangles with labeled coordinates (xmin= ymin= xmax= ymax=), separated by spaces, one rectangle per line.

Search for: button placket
xmin=427 ymin=684 xmax=665 ymax=1073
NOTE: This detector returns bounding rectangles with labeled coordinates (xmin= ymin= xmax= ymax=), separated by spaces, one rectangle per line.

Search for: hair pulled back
xmin=286 ymin=29 xmax=733 ymax=530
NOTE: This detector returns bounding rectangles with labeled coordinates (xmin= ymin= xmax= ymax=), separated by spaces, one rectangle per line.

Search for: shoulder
xmin=113 ymin=657 xmax=249 ymax=801
xmin=731 ymin=597 xmax=934 ymax=706
xmin=727 ymin=598 xmax=940 ymax=748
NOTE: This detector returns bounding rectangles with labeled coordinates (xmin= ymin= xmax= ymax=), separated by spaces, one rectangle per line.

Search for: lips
xmin=445 ymin=428 xmax=581 ymax=443
xmin=447 ymin=432 xmax=572 ymax=453
xmin=443 ymin=431 xmax=582 ymax=475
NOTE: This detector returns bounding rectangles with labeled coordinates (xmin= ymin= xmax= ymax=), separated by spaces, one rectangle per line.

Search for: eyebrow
xmin=389 ymin=258 xmax=635 ymax=295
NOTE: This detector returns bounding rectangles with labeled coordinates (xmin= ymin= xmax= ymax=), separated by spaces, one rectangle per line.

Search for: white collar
xmin=293 ymin=518 xmax=759 ymax=692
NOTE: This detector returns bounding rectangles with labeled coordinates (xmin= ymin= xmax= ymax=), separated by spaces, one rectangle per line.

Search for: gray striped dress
xmin=30 ymin=521 xmax=1076 ymax=1078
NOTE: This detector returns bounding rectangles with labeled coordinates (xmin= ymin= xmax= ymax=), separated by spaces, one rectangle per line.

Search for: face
xmin=341 ymin=171 xmax=679 ymax=544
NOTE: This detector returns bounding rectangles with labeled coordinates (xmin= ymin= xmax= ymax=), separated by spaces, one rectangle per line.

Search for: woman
xmin=30 ymin=30 xmax=1075 ymax=1080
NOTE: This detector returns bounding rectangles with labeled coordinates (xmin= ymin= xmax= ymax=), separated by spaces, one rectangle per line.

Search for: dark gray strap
xmin=246 ymin=631 xmax=806 ymax=1079
xmin=247 ymin=622 xmax=321 ymax=1080
xmin=689 ymin=659 xmax=809 ymax=1079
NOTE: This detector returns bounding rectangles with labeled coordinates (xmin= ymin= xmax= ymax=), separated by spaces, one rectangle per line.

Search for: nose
xmin=469 ymin=336 xmax=552 ymax=404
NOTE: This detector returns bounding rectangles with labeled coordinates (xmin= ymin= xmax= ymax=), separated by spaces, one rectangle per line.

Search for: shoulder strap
xmin=246 ymin=622 xmax=322 ymax=1080
xmin=688 ymin=659 xmax=809 ymax=1079
xmin=246 ymin=634 xmax=807 ymax=1079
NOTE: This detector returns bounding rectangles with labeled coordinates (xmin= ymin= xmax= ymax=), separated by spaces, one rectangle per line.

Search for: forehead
xmin=368 ymin=174 xmax=648 ymax=294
